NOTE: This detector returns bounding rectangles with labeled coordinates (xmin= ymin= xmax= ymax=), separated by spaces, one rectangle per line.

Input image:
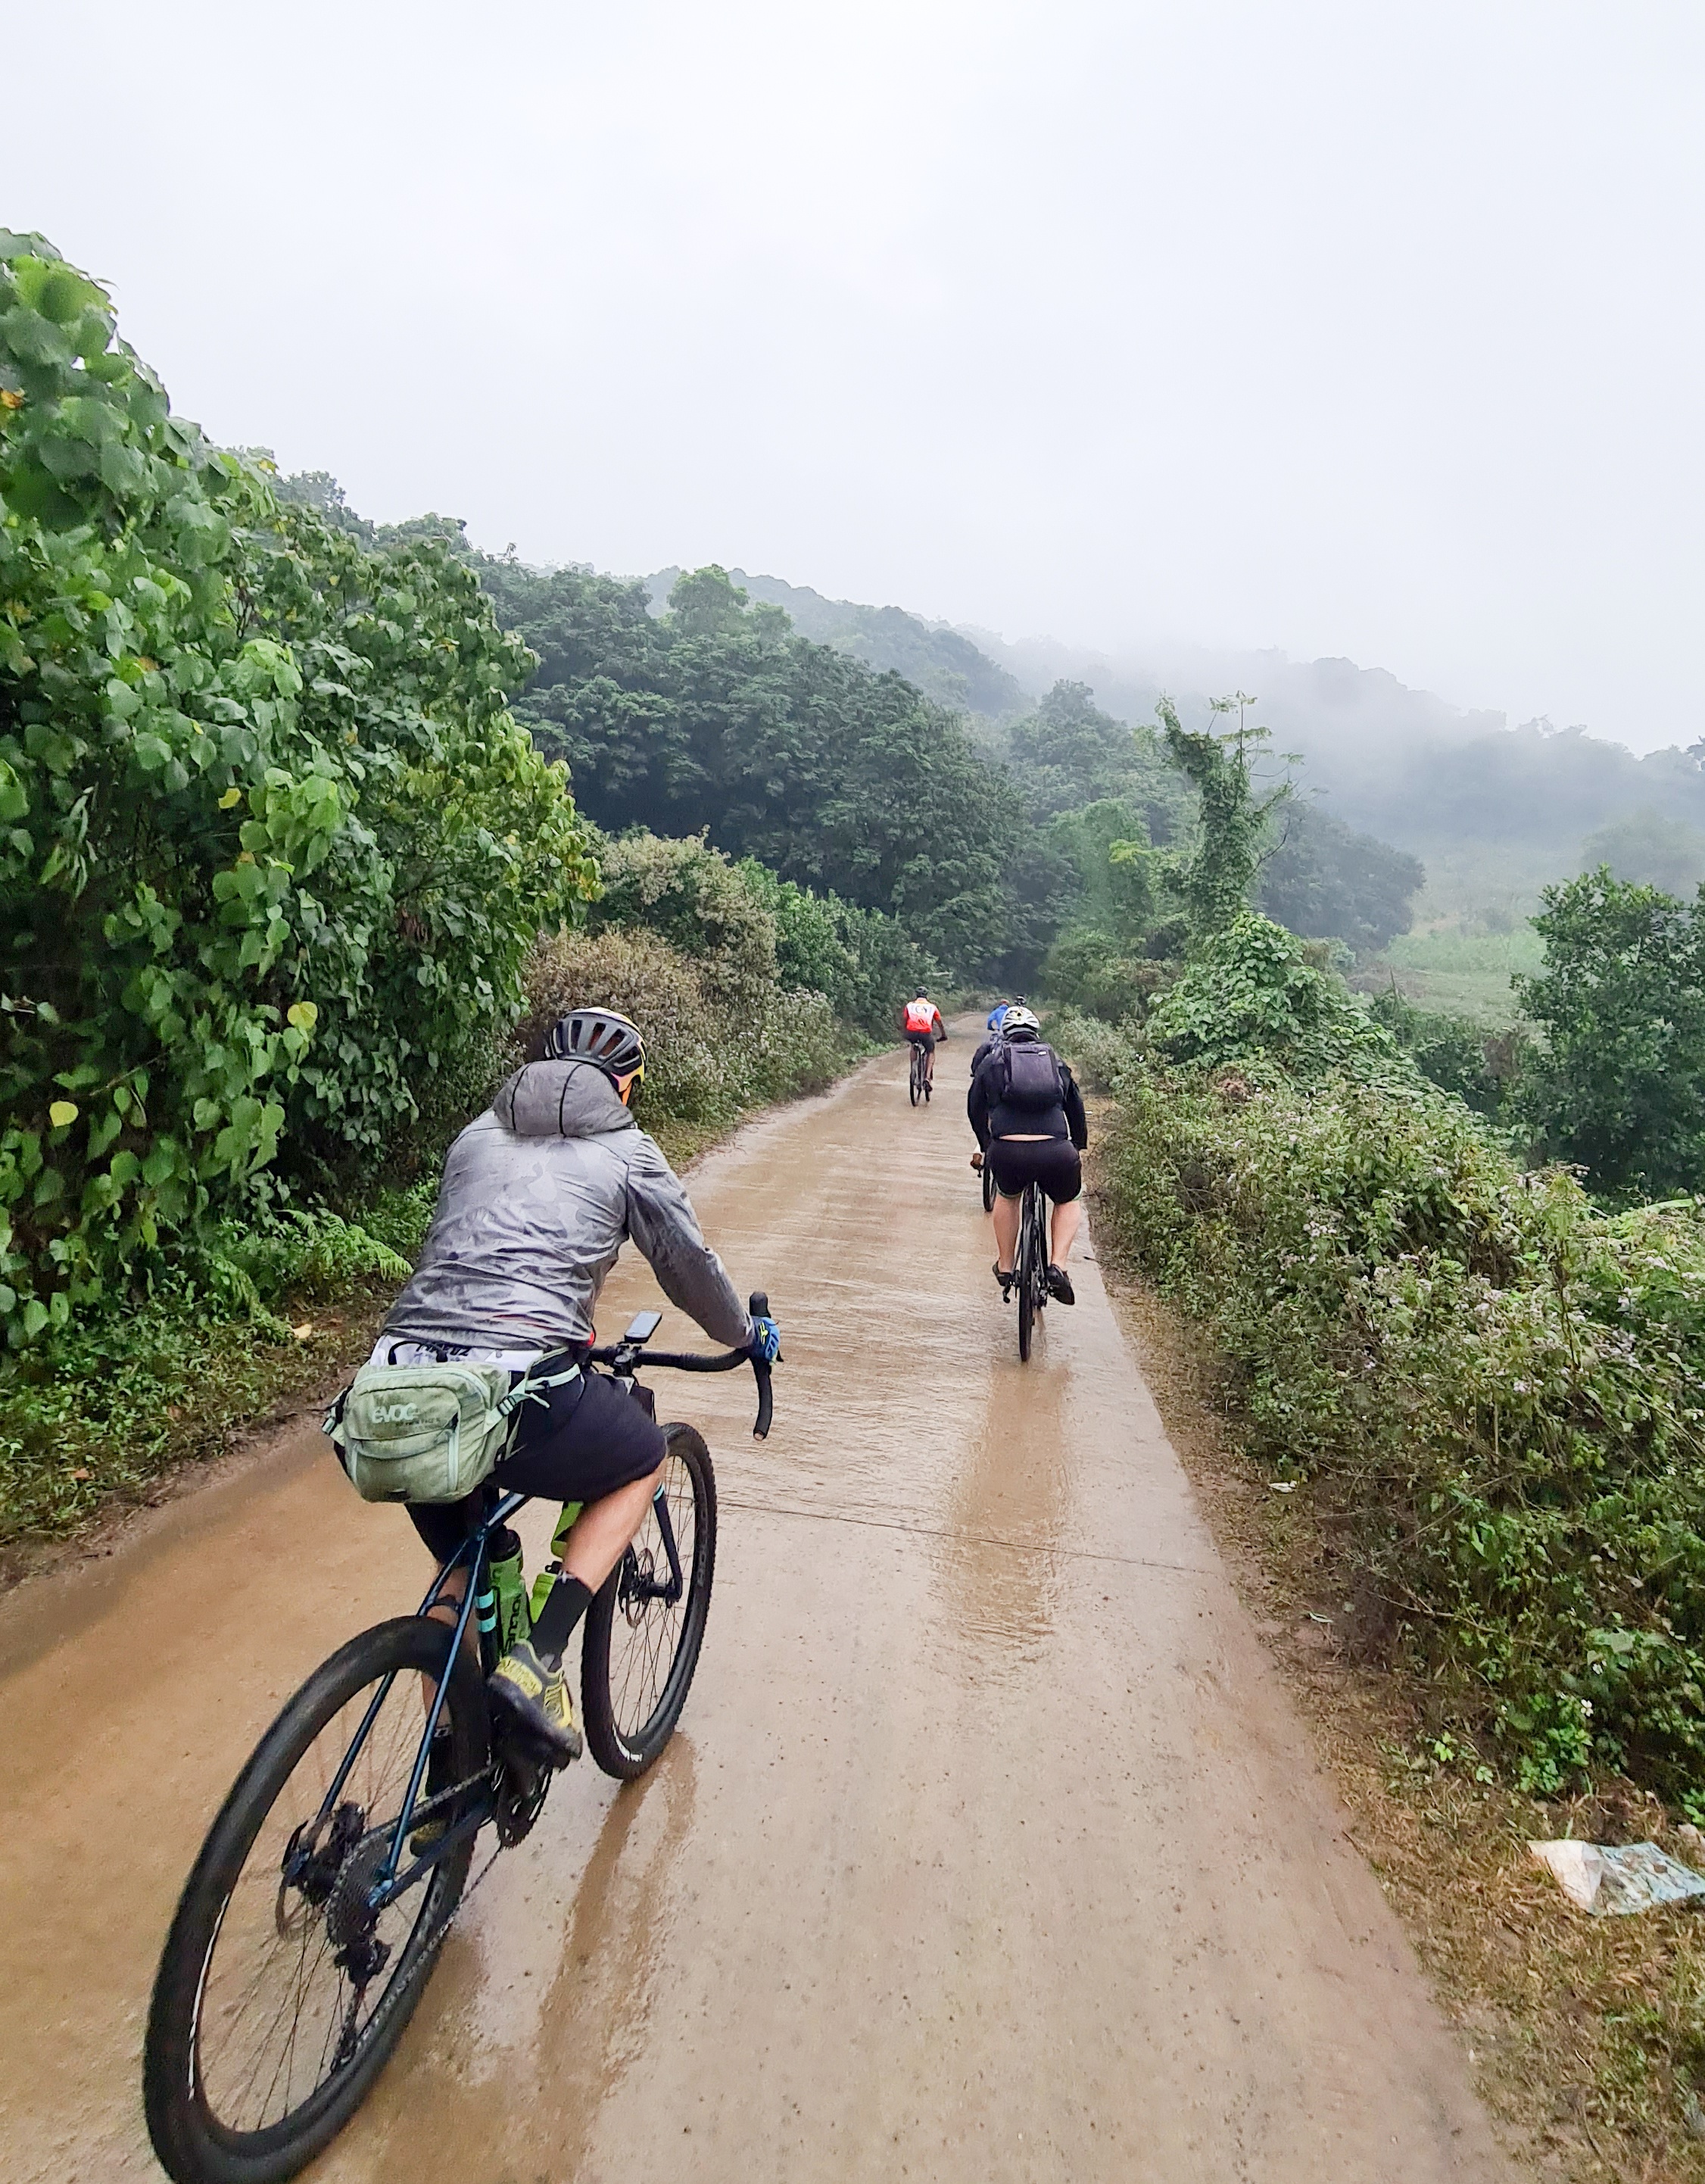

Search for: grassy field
xmin=1360 ymin=928 xmax=1544 ymax=1027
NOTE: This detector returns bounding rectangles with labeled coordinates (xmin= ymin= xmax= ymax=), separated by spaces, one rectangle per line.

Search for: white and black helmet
xmin=1001 ymin=1005 xmax=1041 ymax=1037
xmin=544 ymin=1007 xmax=647 ymax=1083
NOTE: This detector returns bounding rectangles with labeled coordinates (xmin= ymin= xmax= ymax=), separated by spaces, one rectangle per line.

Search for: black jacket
xmin=967 ymin=1041 xmax=1089 ymax=1153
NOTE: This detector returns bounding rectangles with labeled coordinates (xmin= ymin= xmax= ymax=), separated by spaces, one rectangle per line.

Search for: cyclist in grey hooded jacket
xmin=382 ymin=1054 xmax=752 ymax=1356
xmin=376 ymin=1008 xmax=779 ymax=1765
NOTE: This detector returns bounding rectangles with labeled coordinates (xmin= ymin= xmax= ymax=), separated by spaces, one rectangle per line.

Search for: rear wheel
xmin=909 ymin=1046 xmax=923 ymax=1106
xmin=981 ymin=1158 xmax=997 ymax=1213
xmin=1018 ymin=1184 xmax=1048 ymax=1364
xmin=581 ymin=1424 xmax=717 ymax=1779
xmin=144 ymin=1619 xmax=485 ymax=2184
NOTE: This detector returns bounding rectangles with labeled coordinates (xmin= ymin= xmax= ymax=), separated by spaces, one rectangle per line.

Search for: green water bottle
xmin=486 ymin=1526 xmax=531 ymax=1654
xmin=528 ymin=1502 xmax=584 ymax=1622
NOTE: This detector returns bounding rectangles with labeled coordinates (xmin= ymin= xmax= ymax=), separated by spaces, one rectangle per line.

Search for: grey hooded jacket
xmin=381 ymin=1059 xmax=752 ymax=1355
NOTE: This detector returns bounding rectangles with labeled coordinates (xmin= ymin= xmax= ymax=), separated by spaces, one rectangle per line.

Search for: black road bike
xmin=908 ymin=1037 xmax=931 ymax=1106
xmin=1014 ymin=1182 xmax=1049 ymax=1362
xmin=143 ymin=1298 xmax=776 ymax=2184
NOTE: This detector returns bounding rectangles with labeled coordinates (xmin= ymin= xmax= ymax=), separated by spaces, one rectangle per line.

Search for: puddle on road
xmin=323 ymin=1736 xmax=702 ymax=2183
xmin=930 ymin=1350 xmax=1073 ymax=1684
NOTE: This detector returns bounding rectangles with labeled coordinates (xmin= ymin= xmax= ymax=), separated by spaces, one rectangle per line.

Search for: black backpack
xmin=999 ymin=1038 xmax=1064 ymax=1111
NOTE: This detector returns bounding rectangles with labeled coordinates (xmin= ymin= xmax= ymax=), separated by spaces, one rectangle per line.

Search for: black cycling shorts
xmin=905 ymin=1028 xmax=937 ymax=1048
xmin=406 ymin=1367 xmax=668 ymax=1563
xmin=987 ymin=1135 xmax=1082 ymax=1204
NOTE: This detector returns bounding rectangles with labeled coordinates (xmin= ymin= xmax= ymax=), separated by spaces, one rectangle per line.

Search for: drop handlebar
xmin=588 ymin=1290 xmax=778 ymax=1440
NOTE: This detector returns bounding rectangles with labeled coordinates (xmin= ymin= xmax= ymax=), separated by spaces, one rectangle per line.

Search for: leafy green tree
xmin=667 ymin=563 xmax=753 ymax=640
xmin=1039 ymin=928 xmax=1167 ymax=1022
xmin=1516 ymin=869 xmax=1705 ymax=1197
xmin=0 ymin=236 xmax=595 ymax=1341
xmin=1156 ymin=694 xmax=1292 ymax=940
xmin=588 ymin=832 xmax=777 ymax=999
xmin=1006 ymin=680 xmax=1189 ymax=839
xmin=1043 ymin=799 xmax=1158 ymax=945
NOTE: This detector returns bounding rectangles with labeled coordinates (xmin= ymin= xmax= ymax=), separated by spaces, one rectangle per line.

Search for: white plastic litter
xmin=1528 ymin=1839 xmax=1705 ymax=1916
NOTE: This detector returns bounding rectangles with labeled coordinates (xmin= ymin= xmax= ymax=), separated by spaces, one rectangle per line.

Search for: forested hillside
xmin=481 ymin=558 xmax=1037 ymax=975
xmin=952 ymin=626 xmax=1705 ymax=929
xmin=478 ymin=559 xmax=1429 ymax=979
xmin=684 ymin=569 xmax=1030 ymax=724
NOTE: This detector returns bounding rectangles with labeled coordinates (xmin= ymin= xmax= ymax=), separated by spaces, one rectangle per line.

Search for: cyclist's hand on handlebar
xmin=970 ymin=1150 xmax=984 ymax=1170
xmin=748 ymin=1313 xmax=782 ymax=1365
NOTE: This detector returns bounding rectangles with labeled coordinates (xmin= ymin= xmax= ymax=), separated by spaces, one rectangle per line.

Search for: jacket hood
xmin=494 ymin=1057 xmax=637 ymax=1140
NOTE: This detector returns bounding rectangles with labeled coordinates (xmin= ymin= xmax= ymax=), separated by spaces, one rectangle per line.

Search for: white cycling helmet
xmin=544 ymin=1007 xmax=646 ymax=1083
xmin=1001 ymin=1005 xmax=1041 ymax=1036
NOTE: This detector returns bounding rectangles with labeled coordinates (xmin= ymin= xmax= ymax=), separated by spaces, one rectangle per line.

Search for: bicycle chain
xmin=423 ymin=1752 xmax=548 ymax=1943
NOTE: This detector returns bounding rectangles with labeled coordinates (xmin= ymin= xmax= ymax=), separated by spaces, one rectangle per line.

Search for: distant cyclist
xmin=967 ymin=1006 xmax=1088 ymax=1304
xmin=970 ymin=997 xmax=1023 ymax=1078
xmin=901 ymin=987 xmax=946 ymax=1091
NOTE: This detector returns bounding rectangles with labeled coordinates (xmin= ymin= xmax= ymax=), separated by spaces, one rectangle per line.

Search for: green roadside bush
xmin=0 ymin=1194 xmax=426 ymax=1543
xmin=0 ymin=233 xmax=595 ymax=1348
xmin=735 ymin=856 xmax=937 ymax=1035
xmin=521 ymin=923 xmax=855 ymax=1134
xmin=1145 ymin=913 xmax=1403 ymax=1079
xmin=1366 ymin=985 xmax=1526 ymax=1118
xmin=1092 ymin=1042 xmax=1705 ymax=1804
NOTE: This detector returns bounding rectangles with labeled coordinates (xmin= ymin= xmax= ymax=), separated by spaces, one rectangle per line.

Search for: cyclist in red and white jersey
xmin=900 ymin=987 xmax=946 ymax=1090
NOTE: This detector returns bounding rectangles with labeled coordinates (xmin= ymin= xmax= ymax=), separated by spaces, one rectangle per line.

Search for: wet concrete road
xmin=0 ymin=1026 xmax=1510 ymax=2181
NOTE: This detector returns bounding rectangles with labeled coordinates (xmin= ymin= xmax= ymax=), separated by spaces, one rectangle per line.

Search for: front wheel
xmin=144 ymin=1618 xmax=487 ymax=2184
xmin=582 ymin=1424 xmax=717 ymax=1778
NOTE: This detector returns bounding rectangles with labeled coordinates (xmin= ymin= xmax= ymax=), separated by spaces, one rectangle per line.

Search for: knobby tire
xmin=144 ymin=1618 xmax=487 ymax=2184
xmin=581 ymin=1423 xmax=717 ymax=1779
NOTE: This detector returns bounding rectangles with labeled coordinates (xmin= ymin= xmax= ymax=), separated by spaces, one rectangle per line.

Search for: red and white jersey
xmin=904 ymin=997 xmax=943 ymax=1036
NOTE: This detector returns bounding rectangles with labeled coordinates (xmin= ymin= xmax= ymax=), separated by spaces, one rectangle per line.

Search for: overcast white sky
xmin=5 ymin=2 xmax=1700 ymax=749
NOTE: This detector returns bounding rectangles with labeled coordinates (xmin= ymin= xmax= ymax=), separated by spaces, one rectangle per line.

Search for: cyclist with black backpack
xmin=967 ymin=1006 xmax=1089 ymax=1304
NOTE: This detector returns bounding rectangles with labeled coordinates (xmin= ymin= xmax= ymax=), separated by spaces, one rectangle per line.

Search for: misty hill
xmin=956 ymin=629 xmax=1705 ymax=884
xmin=643 ymin=568 xmax=1028 ymax=724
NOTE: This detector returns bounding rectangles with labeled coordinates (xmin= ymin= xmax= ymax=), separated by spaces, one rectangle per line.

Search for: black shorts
xmin=406 ymin=1367 xmax=668 ymax=1562
xmin=987 ymin=1135 xmax=1082 ymax=1204
xmin=905 ymin=1028 xmax=937 ymax=1049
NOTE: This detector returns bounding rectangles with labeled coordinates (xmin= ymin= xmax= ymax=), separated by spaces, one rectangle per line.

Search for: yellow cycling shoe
xmin=488 ymin=1639 xmax=584 ymax=1764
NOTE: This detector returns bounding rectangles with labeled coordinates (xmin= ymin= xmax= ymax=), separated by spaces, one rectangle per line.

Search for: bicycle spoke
xmin=189 ymin=1653 xmax=451 ymax=2134
xmin=602 ymin=1452 xmax=697 ymax=1740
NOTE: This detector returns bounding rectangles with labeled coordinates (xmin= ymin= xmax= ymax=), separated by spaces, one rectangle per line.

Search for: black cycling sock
xmin=529 ymin=1574 xmax=594 ymax=1667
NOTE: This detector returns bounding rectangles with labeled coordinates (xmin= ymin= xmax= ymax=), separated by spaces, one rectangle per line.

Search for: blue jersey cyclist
xmin=969 ymin=998 xmax=1021 ymax=1078
xmin=373 ymin=1006 xmax=780 ymax=1764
